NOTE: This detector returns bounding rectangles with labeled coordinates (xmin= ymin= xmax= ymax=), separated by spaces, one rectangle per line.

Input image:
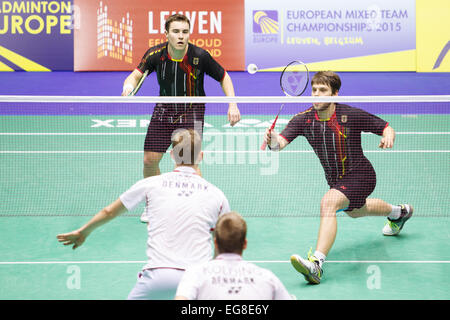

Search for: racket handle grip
xmin=262 ymin=117 xmax=278 ymax=150
xmin=260 ymin=140 xmax=268 ymax=150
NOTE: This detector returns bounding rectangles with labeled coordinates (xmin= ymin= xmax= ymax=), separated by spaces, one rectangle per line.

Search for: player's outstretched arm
xmin=56 ymin=198 xmax=127 ymax=249
xmin=264 ymin=128 xmax=289 ymax=151
xmin=122 ymin=69 xmax=143 ymax=96
xmin=379 ymin=125 xmax=395 ymax=149
xmin=220 ymin=72 xmax=241 ymax=126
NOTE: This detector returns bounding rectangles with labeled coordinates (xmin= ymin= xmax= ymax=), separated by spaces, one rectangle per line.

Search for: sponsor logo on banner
xmin=74 ymin=0 xmax=244 ymax=71
xmin=253 ymin=10 xmax=278 ymax=34
xmin=252 ymin=10 xmax=278 ymax=44
xmin=245 ymin=0 xmax=416 ymax=71
xmin=0 ymin=0 xmax=74 ymax=71
xmin=147 ymin=10 xmax=224 ymax=58
xmin=433 ymin=41 xmax=449 ymax=70
xmin=97 ymin=1 xmax=133 ymax=64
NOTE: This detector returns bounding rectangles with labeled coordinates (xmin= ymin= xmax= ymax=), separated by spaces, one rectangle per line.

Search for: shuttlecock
xmin=247 ymin=63 xmax=258 ymax=74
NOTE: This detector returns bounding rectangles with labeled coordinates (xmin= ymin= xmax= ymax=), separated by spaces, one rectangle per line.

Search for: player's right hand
xmin=121 ymin=83 xmax=135 ymax=96
xmin=121 ymin=88 xmax=133 ymax=96
xmin=264 ymin=127 xmax=278 ymax=145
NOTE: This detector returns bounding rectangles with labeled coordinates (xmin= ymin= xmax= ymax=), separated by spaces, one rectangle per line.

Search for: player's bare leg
xmin=345 ymin=199 xmax=414 ymax=236
xmin=345 ymin=199 xmax=392 ymax=218
xmin=143 ymin=151 xmax=164 ymax=178
xmin=291 ymin=189 xmax=348 ymax=284
xmin=316 ymin=189 xmax=349 ymax=255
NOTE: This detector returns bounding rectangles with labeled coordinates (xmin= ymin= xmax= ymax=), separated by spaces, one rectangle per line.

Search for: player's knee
xmin=345 ymin=210 xmax=360 ymax=219
xmin=143 ymin=153 xmax=162 ymax=167
xmin=320 ymin=197 xmax=339 ymax=217
xmin=143 ymin=158 xmax=157 ymax=168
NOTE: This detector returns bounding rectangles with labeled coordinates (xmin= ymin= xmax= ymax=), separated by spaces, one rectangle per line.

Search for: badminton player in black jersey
xmin=264 ymin=71 xmax=413 ymax=284
xmin=121 ymin=14 xmax=240 ymax=222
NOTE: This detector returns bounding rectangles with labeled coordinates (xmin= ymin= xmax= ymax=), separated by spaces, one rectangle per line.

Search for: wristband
xmin=267 ymin=141 xmax=280 ymax=151
xmin=123 ymin=83 xmax=134 ymax=92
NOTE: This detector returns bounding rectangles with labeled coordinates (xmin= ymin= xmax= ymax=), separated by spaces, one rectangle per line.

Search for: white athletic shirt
xmin=175 ymin=253 xmax=292 ymax=300
xmin=119 ymin=166 xmax=230 ymax=270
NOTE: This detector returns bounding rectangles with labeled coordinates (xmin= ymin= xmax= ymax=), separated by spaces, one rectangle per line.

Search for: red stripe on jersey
xmin=173 ymin=169 xmax=198 ymax=175
xmin=179 ymin=55 xmax=196 ymax=96
xmin=327 ymin=112 xmax=347 ymax=177
xmin=279 ymin=134 xmax=289 ymax=143
xmin=146 ymin=267 xmax=185 ymax=271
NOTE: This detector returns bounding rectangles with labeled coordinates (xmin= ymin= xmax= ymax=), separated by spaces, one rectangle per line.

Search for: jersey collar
xmin=167 ymin=43 xmax=190 ymax=62
xmin=215 ymin=253 xmax=243 ymax=261
xmin=173 ymin=166 xmax=198 ymax=174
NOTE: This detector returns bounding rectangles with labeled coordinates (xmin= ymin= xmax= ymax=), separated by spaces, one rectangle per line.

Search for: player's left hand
xmin=379 ymin=136 xmax=394 ymax=149
xmin=228 ymin=103 xmax=241 ymax=126
xmin=379 ymin=126 xmax=395 ymax=149
xmin=57 ymin=230 xmax=87 ymax=250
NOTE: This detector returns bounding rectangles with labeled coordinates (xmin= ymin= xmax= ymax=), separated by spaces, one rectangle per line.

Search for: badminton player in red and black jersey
xmin=264 ymin=71 xmax=414 ymax=284
xmin=122 ymin=14 xmax=240 ymax=182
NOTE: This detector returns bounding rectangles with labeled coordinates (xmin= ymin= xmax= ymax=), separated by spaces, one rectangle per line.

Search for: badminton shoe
xmin=382 ymin=204 xmax=413 ymax=236
xmin=290 ymin=250 xmax=323 ymax=284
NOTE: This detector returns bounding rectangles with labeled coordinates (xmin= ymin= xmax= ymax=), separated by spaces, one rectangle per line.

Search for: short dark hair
xmin=311 ymin=71 xmax=341 ymax=94
xmin=215 ymin=211 xmax=247 ymax=255
xmin=165 ymin=13 xmax=191 ymax=32
xmin=171 ymin=129 xmax=202 ymax=165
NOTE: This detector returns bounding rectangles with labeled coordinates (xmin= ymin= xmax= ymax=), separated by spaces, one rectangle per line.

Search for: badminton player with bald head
xmin=57 ymin=129 xmax=231 ymax=299
xmin=264 ymin=71 xmax=414 ymax=284
xmin=121 ymin=14 xmax=240 ymax=223
xmin=175 ymin=211 xmax=292 ymax=300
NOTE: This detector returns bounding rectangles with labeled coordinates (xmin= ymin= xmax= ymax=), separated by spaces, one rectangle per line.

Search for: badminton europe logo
xmin=97 ymin=1 xmax=133 ymax=64
xmin=253 ymin=11 xmax=278 ymax=34
xmin=252 ymin=10 xmax=278 ymax=43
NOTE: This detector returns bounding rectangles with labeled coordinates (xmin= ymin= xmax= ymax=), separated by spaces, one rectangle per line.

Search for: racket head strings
xmin=280 ymin=60 xmax=309 ymax=97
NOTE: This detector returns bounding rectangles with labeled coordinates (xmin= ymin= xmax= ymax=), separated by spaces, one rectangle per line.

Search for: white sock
xmin=388 ymin=205 xmax=402 ymax=220
xmin=313 ymin=250 xmax=326 ymax=268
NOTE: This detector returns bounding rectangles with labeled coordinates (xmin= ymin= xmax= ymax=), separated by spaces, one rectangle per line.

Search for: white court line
xmin=0 ymin=132 xmax=449 ymax=136
xmin=2 ymin=94 xmax=450 ymax=103
xmin=0 ymin=260 xmax=449 ymax=265
xmin=1 ymin=150 xmax=449 ymax=154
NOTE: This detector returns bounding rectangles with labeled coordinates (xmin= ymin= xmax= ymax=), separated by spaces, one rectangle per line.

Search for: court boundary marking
xmin=1 ymin=132 xmax=449 ymax=136
xmin=1 ymin=150 xmax=449 ymax=154
xmin=0 ymin=260 xmax=449 ymax=265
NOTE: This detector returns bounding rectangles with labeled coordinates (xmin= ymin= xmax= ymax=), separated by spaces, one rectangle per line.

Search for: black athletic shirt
xmin=280 ymin=104 xmax=389 ymax=186
xmin=136 ymin=42 xmax=226 ymax=97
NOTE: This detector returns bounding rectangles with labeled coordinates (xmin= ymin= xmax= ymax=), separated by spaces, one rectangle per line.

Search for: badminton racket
xmin=128 ymin=69 xmax=149 ymax=96
xmin=260 ymin=60 xmax=309 ymax=150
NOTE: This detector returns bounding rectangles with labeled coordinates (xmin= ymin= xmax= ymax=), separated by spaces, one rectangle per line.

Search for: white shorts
xmin=127 ymin=268 xmax=185 ymax=300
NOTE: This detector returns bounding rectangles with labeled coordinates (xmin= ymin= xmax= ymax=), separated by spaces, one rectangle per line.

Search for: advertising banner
xmin=0 ymin=0 xmax=74 ymax=71
xmin=245 ymin=0 xmax=416 ymax=71
xmin=74 ymin=0 xmax=245 ymax=71
xmin=416 ymin=0 xmax=450 ymax=72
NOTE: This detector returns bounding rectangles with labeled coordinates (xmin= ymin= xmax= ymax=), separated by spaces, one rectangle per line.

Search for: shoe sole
xmin=290 ymin=255 xmax=321 ymax=284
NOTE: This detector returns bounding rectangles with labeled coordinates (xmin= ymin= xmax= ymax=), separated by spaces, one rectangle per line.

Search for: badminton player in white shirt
xmin=175 ymin=211 xmax=293 ymax=300
xmin=57 ymin=129 xmax=230 ymax=299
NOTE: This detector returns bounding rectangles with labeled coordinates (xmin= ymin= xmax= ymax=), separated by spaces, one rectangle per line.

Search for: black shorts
xmin=331 ymin=161 xmax=377 ymax=211
xmin=144 ymin=103 xmax=205 ymax=153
